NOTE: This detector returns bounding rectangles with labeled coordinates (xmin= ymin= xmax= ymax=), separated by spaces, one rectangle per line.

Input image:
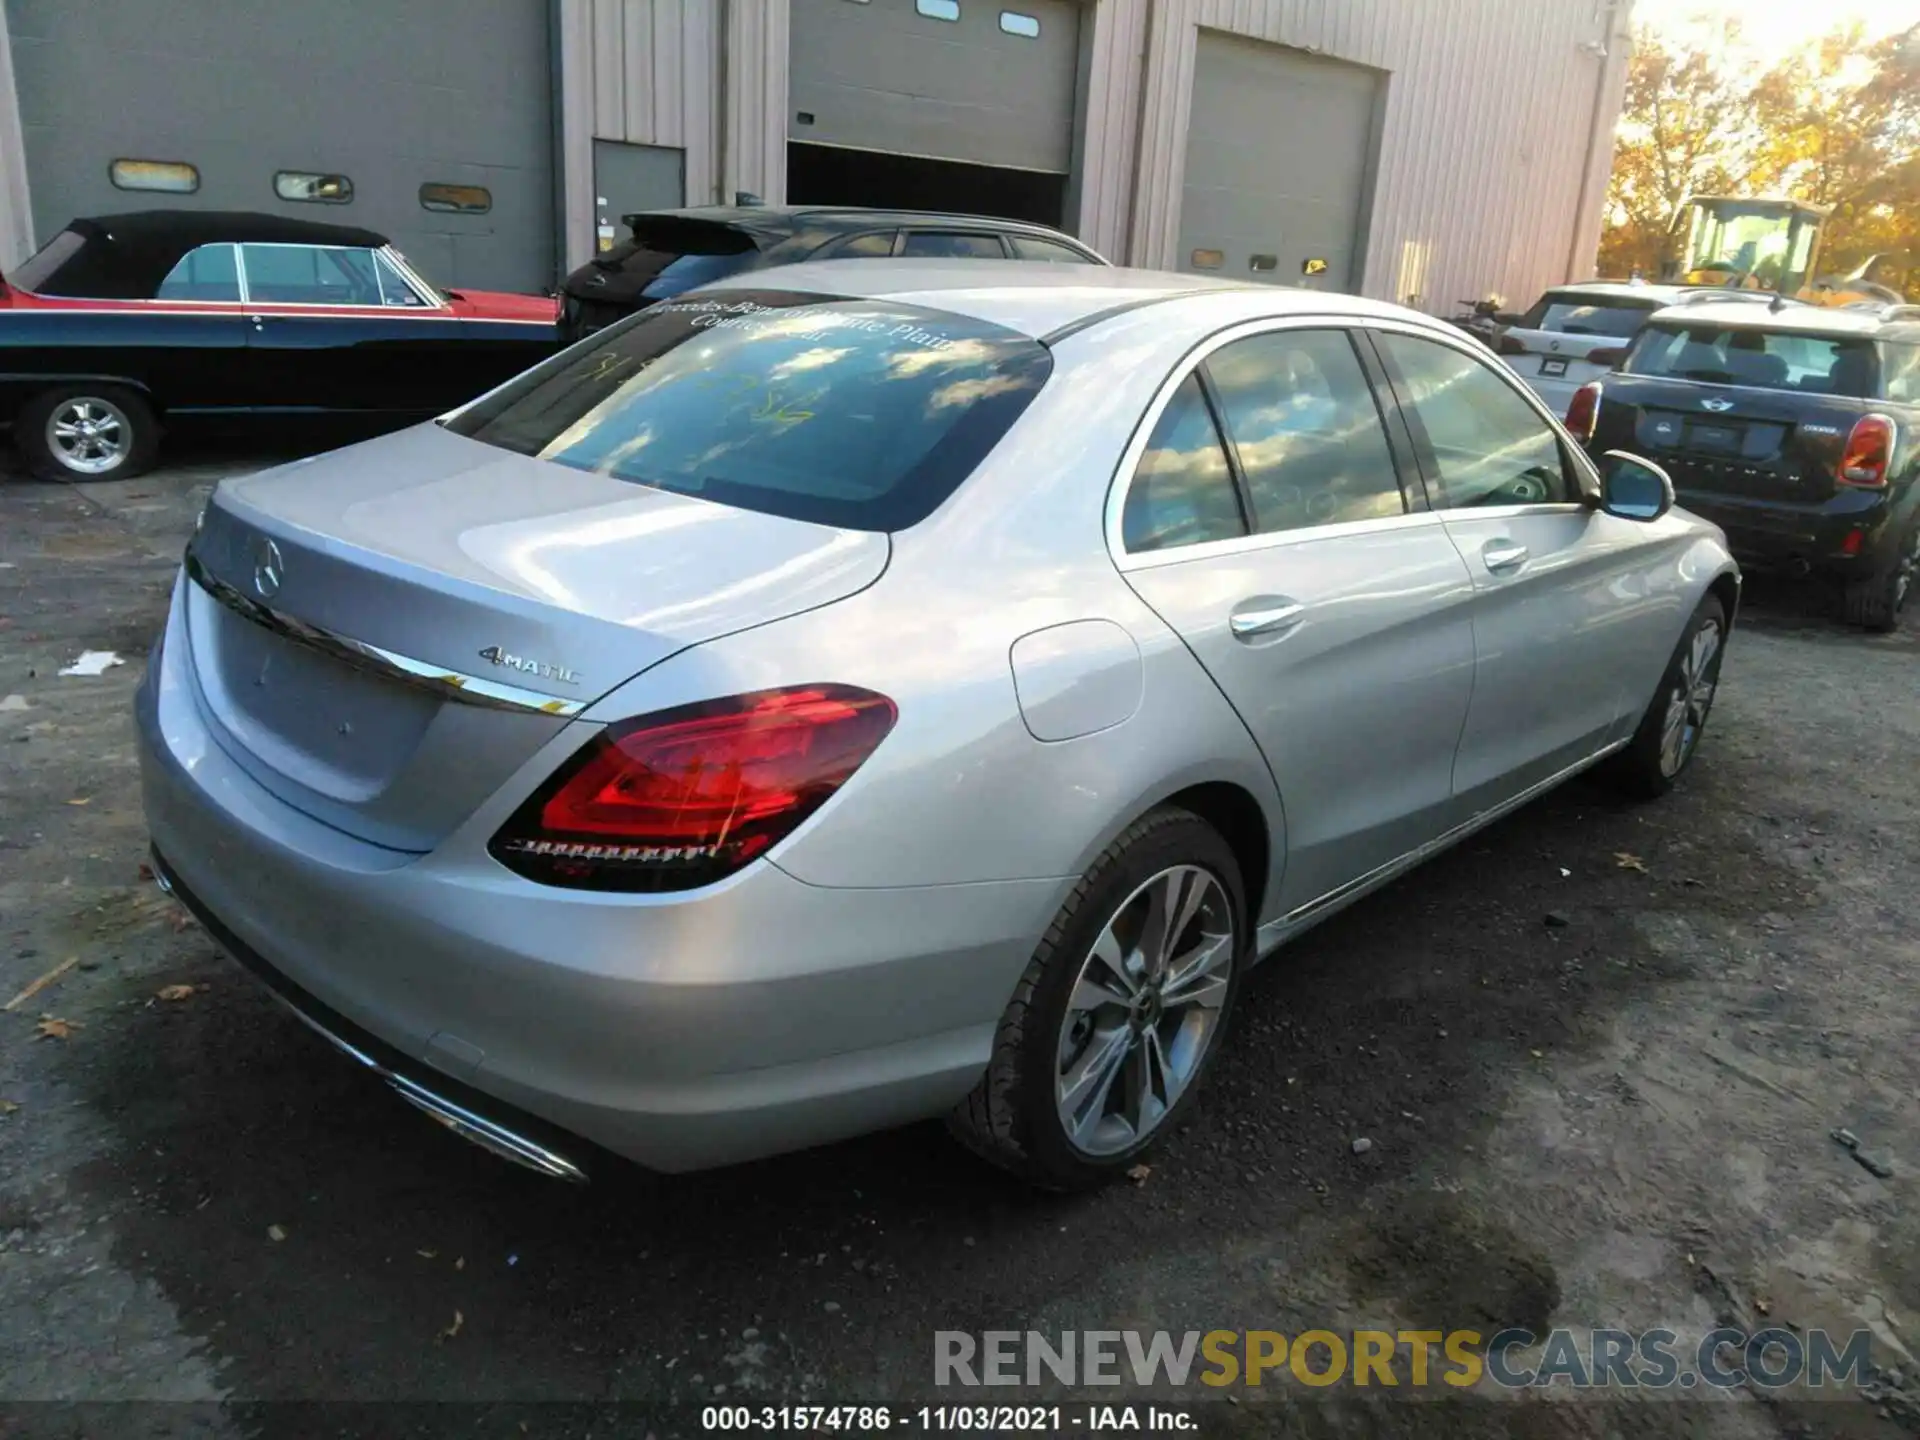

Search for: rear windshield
xmin=446 ymin=289 xmax=1053 ymax=531
xmin=576 ymin=222 xmax=762 ymax=304
xmin=1624 ymin=323 xmax=1878 ymax=396
xmin=1517 ymin=294 xmax=1656 ymax=338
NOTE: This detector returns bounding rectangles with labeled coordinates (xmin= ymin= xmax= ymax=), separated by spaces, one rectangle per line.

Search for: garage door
xmin=1179 ymin=33 xmax=1380 ymax=292
xmin=5 ymin=0 xmax=554 ymax=292
xmin=788 ymin=0 xmax=1081 ymax=174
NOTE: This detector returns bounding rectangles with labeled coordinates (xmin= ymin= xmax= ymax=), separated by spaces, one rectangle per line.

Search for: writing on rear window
xmin=654 ymin=296 xmax=962 ymax=351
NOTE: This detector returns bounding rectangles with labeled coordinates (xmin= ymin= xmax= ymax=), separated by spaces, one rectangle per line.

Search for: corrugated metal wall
xmin=556 ymin=0 xmax=785 ymax=271
xmin=1100 ymin=0 xmax=1631 ymax=310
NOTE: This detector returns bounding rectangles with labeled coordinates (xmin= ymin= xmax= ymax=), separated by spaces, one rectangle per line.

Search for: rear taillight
xmin=1564 ymin=382 xmax=1602 ymax=442
xmin=1837 ymin=414 xmax=1897 ymax=488
xmin=1586 ymin=346 xmax=1626 ymax=367
xmin=490 ymin=685 xmax=897 ymax=892
xmin=1496 ymin=333 xmax=1528 ymax=356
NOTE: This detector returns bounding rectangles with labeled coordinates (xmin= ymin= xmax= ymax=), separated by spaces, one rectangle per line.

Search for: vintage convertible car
xmin=0 ymin=211 xmax=560 ymax=479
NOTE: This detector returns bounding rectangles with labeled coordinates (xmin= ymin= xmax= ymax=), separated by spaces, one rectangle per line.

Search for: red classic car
xmin=1 ymin=210 xmax=561 ymax=479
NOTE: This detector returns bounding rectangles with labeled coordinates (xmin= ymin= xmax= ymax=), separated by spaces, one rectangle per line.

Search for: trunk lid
xmin=1592 ymin=374 xmax=1866 ymax=505
xmin=182 ymin=423 xmax=889 ymax=852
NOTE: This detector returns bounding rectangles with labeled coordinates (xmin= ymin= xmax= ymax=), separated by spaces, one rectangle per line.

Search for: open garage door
xmin=1179 ymin=32 xmax=1381 ymax=292
xmin=787 ymin=0 xmax=1080 ymax=227
xmin=6 ymin=0 xmax=555 ymax=292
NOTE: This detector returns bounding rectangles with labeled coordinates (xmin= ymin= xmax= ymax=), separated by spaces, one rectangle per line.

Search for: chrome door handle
xmin=1229 ymin=599 xmax=1306 ymax=640
xmin=1482 ymin=541 xmax=1530 ymax=572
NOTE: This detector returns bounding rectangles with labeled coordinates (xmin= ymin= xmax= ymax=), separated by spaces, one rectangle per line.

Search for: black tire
xmin=1602 ymin=593 xmax=1728 ymax=800
xmin=948 ymin=807 xmax=1247 ymax=1190
xmin=1840 ymin=525 xmax=1918 ymax=634
xmin=15 ymin=383 xmax=160 ymax=482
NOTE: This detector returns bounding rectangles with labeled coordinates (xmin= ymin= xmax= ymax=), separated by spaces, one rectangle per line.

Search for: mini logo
xmin=252 ymin=538 xmax=284 ymax=599
xmin=1700 ymin=398 xmax=1735 ymax=413
xmin=477 ymin=646 xmax=580 ymax=686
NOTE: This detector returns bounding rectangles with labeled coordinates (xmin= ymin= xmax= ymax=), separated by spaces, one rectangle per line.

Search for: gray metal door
xmin=1178 ymin=32 xmax=1381 ymax=291
xmin=592 ymin=141 xmax=685 ymax=253
xmin=5 ymin=0 xmax=555 ymax=292
xmin=788 ymin=0 xmax=1080 ymax=174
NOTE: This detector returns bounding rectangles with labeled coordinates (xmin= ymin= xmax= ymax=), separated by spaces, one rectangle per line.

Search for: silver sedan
xmin=136 ymin=262 xmax=1739 ymax=1188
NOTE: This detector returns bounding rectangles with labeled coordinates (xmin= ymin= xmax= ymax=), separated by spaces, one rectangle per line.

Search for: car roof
xmin=1542 ymin=281 xmax=1697 ymax=303
xmin=1643 ymin=298 xmax=1898 ymax=339
xmin=622 ymin=204 xmax=1090 ymax=243
xmin=697 ymin=258 xmax=1427 ymax=340
xmin=16 ymin=209 xmax=392 ymax=300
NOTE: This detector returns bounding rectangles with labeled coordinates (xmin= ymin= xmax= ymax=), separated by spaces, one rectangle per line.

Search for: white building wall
xmin=1086 ymin=0 xmax=1632 ymax=310
xmin=556 ymin=0 xmax=787 ymax=272
xmin=0 ymin=0 xmax=34 ymax=269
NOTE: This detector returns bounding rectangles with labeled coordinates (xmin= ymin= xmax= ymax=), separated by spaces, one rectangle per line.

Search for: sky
xmin=1633 ymin=0 xmax=1919 ymax=57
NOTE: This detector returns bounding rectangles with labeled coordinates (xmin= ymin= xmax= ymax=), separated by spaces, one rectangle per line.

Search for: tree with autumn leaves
xmin=1598 ymin=23 xmax=1920 ymax=297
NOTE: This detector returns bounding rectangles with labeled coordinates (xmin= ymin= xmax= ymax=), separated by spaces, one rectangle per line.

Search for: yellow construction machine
xmin=1657 ymin=195 xmax=1908 ymax=307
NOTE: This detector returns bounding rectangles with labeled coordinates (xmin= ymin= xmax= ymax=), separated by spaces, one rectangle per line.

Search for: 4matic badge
xmin=477 ymin=646 xmax=581 ymax=686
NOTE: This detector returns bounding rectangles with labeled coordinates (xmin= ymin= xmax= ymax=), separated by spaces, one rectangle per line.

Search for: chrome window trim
xmin=1103 ymin=313 xmax=1594 ymax=567
xmin=184 ymin=548 xmax=587 ymax=717
xmin=234 ymin=241 xmax=447 ymax=311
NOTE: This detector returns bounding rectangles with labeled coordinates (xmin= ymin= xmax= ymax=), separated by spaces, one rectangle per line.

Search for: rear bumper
xmin=135 ymin=578 xmax=1063 ymax=1174
xmin=1671 ymin=488 xmax=1902 ymax=576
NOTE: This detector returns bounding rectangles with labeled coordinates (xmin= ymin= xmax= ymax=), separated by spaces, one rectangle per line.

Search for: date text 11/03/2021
xmin=702 ymin=1406 xmax=1194 ymax=1431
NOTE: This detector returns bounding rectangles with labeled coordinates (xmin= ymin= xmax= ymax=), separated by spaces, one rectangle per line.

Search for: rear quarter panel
xmin=0 ymin=306 xmax=244 ymax=418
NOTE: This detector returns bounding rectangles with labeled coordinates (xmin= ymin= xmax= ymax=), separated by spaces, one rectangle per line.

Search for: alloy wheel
xmin=46 ymin=397 xmax=132 ymax=475
xmin=1659 ymin=618 xmax=1722 ymax=777
xmin=1054 ymin=864 xmax=1235 ymax=1157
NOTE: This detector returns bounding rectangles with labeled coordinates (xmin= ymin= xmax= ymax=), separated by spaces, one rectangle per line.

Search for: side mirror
xmin=1595 ymin=451 xmax=1674 ymax=522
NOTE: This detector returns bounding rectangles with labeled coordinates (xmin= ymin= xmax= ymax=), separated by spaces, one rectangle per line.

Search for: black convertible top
xmin=14 ymin=210 xmax=392 ymax=299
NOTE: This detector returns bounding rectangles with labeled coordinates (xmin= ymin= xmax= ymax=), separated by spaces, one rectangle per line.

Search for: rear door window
xmin=446 ymin=290 xmax=1053 ymax=532
xmin=1008 ymin=235 xmax=1094 ymax=264
xmin=1204 ymin=330 xmax=1405 ymax=534
xmin=1625 ymin=324 xmax=1878 ymax=396
xmin=156 ymin=243 xmax=242 ymax=302
xmin=1517 ymin=295 xmax=1656 ymax=337
xmin=900 ymin=232 xmax=1008 ymax=259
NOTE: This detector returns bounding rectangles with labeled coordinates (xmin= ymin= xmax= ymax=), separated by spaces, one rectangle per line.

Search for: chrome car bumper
xmin=135 ymin=578 xmax=1062 ymax=1175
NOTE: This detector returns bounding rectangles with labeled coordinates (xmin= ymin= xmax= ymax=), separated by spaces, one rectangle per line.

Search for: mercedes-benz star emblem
xmin=252 ymin=538 xmax=284 ymax=600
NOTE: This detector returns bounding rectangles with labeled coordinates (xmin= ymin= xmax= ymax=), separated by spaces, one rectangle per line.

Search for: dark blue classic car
xmin=2 ymin=210 xmax=560 ymax=480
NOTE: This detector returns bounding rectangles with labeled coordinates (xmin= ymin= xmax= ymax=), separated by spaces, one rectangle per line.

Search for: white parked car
xmin=1496 ymin=283 xmax=1703 ymax=417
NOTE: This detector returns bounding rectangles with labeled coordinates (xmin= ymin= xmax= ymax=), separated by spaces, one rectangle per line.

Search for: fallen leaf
xmin=1755 ymin=1296 xmax=1771 ymax=1316
xmin=35 ymin=1016 xmax=79 ymax=1041
xmin=455 ymin=1256 xmax=466 ymax=1271
xmin=4 ymin=954 xmax=80 ymax=1011
xmin=1614 ymin=852 xmax=1648 ymax=873
xmin=156 ymin=984 xmax=197 ymax=1002
xmin=136 ymin=862 xmax=154 ymax=882
xmin=1530 ymin=1048 xmax=1545 ymax=1059
xmin=0 ymin=1098 xmax=19 ymax=1115
xmin=66 ymin=797 xmax=91 ymax=807
xmin=439 ymin=1309 xmax=464 ymax=1343
xmin=167 ymin=911 xmax=194 ymax=933
xmin=267 ymin=1224 xmax=287 ymax=1242
xmin=416 ymin=1249 xmax=438 ymax=1260
xmin=1126 ymin=1164 xmax=1152 ymax=1185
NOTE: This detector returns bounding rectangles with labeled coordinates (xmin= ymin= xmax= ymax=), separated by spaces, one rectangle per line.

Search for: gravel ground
xmin=1 ymin=445 xmax=1916 ymax=1439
